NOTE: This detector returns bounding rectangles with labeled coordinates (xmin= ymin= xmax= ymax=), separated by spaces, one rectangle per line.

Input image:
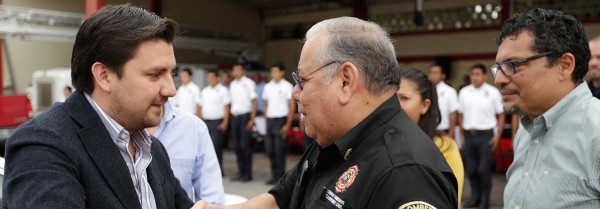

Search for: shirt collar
xmin=436 ymin=81 xmax=446 ymax=88
xmin=521 ymin=82 xmax=590 ymax=131
xmin=333 ymin=95 xmax=401 ymax=160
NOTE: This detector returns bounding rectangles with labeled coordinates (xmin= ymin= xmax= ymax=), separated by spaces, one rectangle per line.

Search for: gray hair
xmin=304 ymin=16 xmax=401 ymax=95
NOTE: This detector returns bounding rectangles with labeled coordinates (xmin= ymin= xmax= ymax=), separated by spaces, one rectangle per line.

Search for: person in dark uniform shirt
xmin=193 ymin=16 xmax=458 ymax=209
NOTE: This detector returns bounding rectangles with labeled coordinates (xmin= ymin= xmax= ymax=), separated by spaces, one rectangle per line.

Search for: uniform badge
xmin=335 ymin=165 xmax=359 ymax=193
xmin=398 ymin=201 xmax=436 ymax=209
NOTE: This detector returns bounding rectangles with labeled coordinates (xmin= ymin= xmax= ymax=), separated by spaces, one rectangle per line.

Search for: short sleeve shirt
xmin=458 ymin=83 xmax=503 ymax=130
xmin=262 ymin=80 xmax=293 ymax=118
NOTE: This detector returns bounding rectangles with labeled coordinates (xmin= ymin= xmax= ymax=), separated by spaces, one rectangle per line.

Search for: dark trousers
xmin=464 ymin=129 xmax=494 ymax=201
xmin=205 ymin=119 xmax=224 ymax=173
xmin=265 ymin=117 xmax=288 ymax=180
xmin=230 ymin=113 xmax=253 ymax=178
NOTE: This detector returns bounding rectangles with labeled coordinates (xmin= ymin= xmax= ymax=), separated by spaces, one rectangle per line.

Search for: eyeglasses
xmin=490 ymin=51 xmax=558 ymax=78
xmin=292 ymin=61 xmax=338 ymax=90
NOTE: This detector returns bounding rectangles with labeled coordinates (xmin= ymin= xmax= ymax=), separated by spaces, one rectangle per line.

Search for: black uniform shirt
xmin=269 ymin=96 xmax=458 ymax=209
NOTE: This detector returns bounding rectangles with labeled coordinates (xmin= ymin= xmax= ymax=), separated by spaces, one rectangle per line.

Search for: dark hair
xmin=180 ymin=68 xmax=192 ymax=76
xmin=271 ymin=63 xmax=286 ymax=71
xmin=496 ymin=8 xmax=590 ymax=84
xmin=430 ymin=63 xmax=446 ymax=76
xmin=71 ymin=4 xmax=179 ymax=93
xmin=470 ymin=63 xmax=487 ymax=74
xmin=207 ymin=70 xmax=219 ymax=77
xmin=399 ymin=68 xmax=440 ymax=139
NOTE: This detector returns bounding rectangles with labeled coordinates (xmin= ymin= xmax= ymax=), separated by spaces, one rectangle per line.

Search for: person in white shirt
xmin=262 ymin=63 xmax=295 ymax=185
xmin=174 ymin=68 xmax=201 ymax=116
xmin=228 ymin=64 xmax=257 ymax=182
xmin=199 ymin=70 xmax=231 ymax=174
xmin=428 ymin=63 xmax=459 ymax=138
xmin=458 ymin=63 xmax=505 ymax=209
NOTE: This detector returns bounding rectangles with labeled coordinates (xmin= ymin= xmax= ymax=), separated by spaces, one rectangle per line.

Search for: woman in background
xmin=396 ymin=68 xmax=464 ymax=205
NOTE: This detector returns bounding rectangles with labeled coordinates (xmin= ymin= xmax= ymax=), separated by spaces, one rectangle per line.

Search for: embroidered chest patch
xmin=398 ymin=201 xmax=437 ymax=209
xmin=335 ymin=165 xmax=359 ymax=193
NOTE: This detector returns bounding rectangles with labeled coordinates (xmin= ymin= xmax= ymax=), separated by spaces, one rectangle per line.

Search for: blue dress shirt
xmin=153 ymin=101 xmax=225 ymax=205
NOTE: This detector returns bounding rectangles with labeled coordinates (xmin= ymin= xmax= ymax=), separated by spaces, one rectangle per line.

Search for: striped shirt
xmin=503 ymin=83 xmax=600 ymax=209
xmin=85 ymin=93 xmax=157 ymax=209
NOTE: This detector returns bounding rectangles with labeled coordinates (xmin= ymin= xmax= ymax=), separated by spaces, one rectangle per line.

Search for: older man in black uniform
xmin=194 ymin=17 xmax=458 ymax=209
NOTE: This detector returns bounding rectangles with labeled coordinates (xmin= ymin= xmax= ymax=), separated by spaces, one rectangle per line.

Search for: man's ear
xmin=557 ymin=52 xmax=575 ymax=82
xmin=91 ymin=62 xmax=112 ymax=93
xmin=338 ymin=62 xmax=360 ymax=105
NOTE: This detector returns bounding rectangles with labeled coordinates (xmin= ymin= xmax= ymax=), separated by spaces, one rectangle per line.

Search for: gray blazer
xmin=2 ymin=91 xmax=193 ymax=209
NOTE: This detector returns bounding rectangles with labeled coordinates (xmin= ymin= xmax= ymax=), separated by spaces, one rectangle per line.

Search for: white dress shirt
xmin=262 ymin=79 xmax=293 ymax=118
xmin=458 ymin=83 xmax=503 ymax=130
xmin=436 ymin=81 xmax=459 ymax=130
xmin=229 ymin=76 xmax=257 ymax=115
xmin=174 ymin=82 xmax=201 ymax=115
xmin=200 ymin=84 xmax=231 ymax=120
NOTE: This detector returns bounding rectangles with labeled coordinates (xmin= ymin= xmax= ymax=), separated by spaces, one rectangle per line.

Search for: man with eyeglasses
xmin=457 ymin=63 xmax=504 ymax=209
xmin=193 ymin=16 xmax=458 ymax=209
xmin=494 ymin=9 xmax=600 ymax=209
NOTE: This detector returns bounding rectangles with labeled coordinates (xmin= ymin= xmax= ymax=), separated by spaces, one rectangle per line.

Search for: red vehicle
xmin=286 ymin=113 xmax=305 ymax=147
xmin=0 ymin=94 xmax=33 ymax=156
xmin=495 ymin=123 xmax=515 ymax=173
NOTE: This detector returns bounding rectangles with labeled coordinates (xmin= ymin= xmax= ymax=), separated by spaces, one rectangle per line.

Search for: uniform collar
xmin=333 ymin=95 xmax=401 ymax=160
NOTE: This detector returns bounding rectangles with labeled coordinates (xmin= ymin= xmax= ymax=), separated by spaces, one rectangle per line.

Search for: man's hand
xmin=218 ymin=121 xmax=228 ymax=134
xmin=489 ymin=135 xmax=500 ymax=150
xmin=246 ymin=120 xmax=255 ymax=132
xmin=191 ymin=200 xmax=222 ymax=209
xmin=191 ymin=200 xmax=208 ymax=209
xmin=280 ymin=124 xmax=291 ymax=138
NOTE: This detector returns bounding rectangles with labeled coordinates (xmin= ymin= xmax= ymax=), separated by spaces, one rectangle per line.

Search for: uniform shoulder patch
xmin=398 ymin=201 xmax=436 ymax=209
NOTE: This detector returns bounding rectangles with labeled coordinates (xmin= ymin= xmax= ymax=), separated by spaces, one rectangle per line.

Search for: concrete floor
xmin=221 ymin=148 xmax=508 ymax=208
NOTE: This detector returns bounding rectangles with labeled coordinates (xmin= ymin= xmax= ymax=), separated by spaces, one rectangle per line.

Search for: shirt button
xmin=524 ymin=172 xmax=529 ymax=177
xmin=388 ymin=129 xmax=396 ymax=135
xmin=534 ymin=138 xmax=540 ymax=144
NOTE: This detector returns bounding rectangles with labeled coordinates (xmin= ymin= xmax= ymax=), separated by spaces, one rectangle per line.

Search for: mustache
xmin=499 ymin=85 xmax=520 ymax=94
xmin=152 ymin=97 xmax=169 ymax=106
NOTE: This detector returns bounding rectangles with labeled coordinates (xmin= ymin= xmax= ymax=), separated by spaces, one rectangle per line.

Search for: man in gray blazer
xmin=3 ymin=4 xmax=195 ymax=209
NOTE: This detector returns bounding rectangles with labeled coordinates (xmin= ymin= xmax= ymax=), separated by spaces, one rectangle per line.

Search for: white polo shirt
xmin=458 ymin=83 xmax=503 ymax=130
xmin=436 ymin=81 xmax=459 ymax=130
xmin=200 ymin=84 xmax=231 ymax=120
xmin=229 ymin=76 xmax=257 ymax=115
xmin=174 ymin=82 xmax=201 ymax=115
xmin=262 ymin=79 xmax=293 ymax=118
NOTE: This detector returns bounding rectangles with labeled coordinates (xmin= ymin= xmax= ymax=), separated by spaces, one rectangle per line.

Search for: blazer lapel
xmin=147 ymin=163 xmax=167 ymax=209
xmin=67 ymin=92 xmax=142 ymax=209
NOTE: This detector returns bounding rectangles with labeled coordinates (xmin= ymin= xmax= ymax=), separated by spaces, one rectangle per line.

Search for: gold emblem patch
xmin=398 ymin=201 xmax=436 ymax=209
